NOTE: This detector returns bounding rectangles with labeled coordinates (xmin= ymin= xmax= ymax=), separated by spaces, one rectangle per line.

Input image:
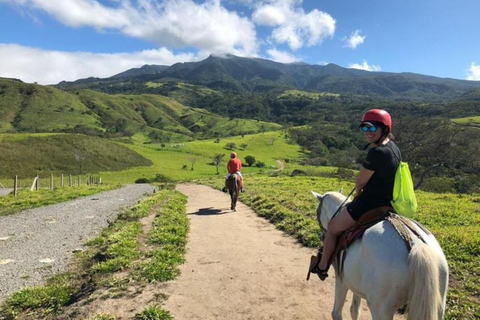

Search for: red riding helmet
xmin=361 ymin=109 xmax=392 ymax=132
xmin=230 ymin=152 xmax=237 ymax=158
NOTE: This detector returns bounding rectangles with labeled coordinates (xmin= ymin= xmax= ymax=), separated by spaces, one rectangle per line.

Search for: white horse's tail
xmin=407 ymin=242 xmax=443 ymax=320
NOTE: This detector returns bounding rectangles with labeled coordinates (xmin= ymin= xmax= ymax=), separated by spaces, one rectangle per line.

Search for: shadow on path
xmin=188 ymin=207 xmax=229 ymax=216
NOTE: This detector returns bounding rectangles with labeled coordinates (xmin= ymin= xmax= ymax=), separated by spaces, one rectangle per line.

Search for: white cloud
xmin=344 ymin=30 xmax=365 ymax=49
xmin=253 ymin=0 xmax=335 ymax=50
xmin=266 ymin=48 xmax=299 ymax=63
xmin=0 ymin=44 xmax=201 ymax=84
xmin=1 ymin=0 xmax=259 ymax=56
xmin=349 ymin=61 xmax=381 ymax=72
xmin=467 ymin=62 xmax=480 ymax=80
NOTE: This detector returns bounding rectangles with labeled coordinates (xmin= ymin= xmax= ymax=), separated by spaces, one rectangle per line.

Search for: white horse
xmin=312 ymin=191 xmax=448 ymax=320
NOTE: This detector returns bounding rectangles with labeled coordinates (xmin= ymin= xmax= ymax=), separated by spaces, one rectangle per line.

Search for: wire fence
xmin=10 ymin=174 xmax=102 ymax=196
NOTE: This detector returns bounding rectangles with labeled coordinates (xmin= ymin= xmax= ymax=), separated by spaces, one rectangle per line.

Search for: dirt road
xmin=164 ymin=184 xmax=405 ymax=320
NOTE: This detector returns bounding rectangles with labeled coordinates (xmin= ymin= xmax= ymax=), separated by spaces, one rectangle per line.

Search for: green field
xmin=100 ymin=130 xmax=303 ymax=184
xmin=278 ymin=89 xmax=341 ymax=99
xmin=453 ymin=116 xmax=480 ymax=127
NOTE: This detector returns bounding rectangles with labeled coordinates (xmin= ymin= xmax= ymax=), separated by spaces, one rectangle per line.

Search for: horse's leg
xmin=350 ymin=294 xmax=361 ymax=320
xmin=332 ymin=278 xmax=348 ymax=320
xmin=367 ymin=303 xmax=395 ymax=320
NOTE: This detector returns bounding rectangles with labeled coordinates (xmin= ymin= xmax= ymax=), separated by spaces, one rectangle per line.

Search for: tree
xmin=73 ymin=151 xmax=86 ymax=175
xmin=212 ymin=153 xmax=225 ymax=175
xmin=225 ymin=142 xmax=236 ymax=150
xmin=245 ymin=155 xmax=256 ymax=167
xmin=395 ymin=116 xmax=480 ymax=189
xmin=188 ymin=158 xmax=198 ymax=171
xmin=240 ymin=143 xmax=248 ymax=150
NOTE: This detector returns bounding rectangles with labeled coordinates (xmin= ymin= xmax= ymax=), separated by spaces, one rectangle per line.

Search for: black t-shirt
xmin=361 ymin=140 xmax=401 ymax=201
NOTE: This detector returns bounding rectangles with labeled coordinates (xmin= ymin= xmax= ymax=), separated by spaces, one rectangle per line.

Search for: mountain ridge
xmin=55 ymin=54 xmax=480 ymax=102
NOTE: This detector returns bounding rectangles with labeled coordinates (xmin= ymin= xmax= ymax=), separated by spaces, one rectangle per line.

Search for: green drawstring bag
xmin=391 ymin=161 xmax=417 ymax=217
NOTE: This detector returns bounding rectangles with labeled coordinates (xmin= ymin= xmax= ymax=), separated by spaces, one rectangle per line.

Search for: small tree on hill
xmin=213 ymin=153 xmax=225 ymax=175
xmin=245 ymin=155 xmax=256 ymax=167
xmin=188 ymin=158 xmax=198 ymax=171
xmin=240 ymin=143 xmax=248 ymax=150
xmin=225 ymin=142 xmax=236 ymax=150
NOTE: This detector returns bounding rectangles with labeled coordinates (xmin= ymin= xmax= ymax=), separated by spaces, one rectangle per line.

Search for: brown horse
xmin=226 ymin=173 xmax=241 ymax=211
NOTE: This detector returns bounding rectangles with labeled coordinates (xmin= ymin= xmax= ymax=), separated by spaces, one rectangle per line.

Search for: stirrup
xmin=306 ymin=251 xmax=328 ymax=281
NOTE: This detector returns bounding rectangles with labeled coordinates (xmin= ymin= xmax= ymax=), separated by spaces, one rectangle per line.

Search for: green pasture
xmin=100 ymin=131 xmax=304 ymax=184
xmin=453 ymin=116 xmax=480 ymax=127
xmin=202 ymin=174 xmax=479 ymax=320
xmin=278 ymin=90 xmax=340 ymax=99
xmin=0 ymin=133 xmax=151 ymax=186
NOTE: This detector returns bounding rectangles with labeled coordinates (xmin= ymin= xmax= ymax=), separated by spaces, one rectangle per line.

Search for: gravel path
xmin=0 ymin=184 xmax=156 ymax=303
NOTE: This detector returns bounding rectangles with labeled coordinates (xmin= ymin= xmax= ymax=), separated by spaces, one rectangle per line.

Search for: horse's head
xmin=311 ymin=190 xmax=349 ymax=241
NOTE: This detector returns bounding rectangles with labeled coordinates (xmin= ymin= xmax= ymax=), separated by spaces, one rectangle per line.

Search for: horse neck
xmin=323 ymin=193 xmax=346 ymax=223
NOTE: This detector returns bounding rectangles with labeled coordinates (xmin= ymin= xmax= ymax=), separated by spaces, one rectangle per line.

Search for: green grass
xmin=0 ymin=188 xmax=188 ymax=319
xmin=100 ymin=130 xmax=304 ymax=184
xmin=201 ymin=173 xmax=480 ymax=319
xmin=278 ymin=89 xmax=340 ymax=99
xmin=0 ymin=133 xmax=152 ymax=182
xmin=453 ymin=116 xmax=480 ymax=127
xmin=0 ymin=185 xmax=117 ymax=217
xmin=134 ymin=306 xmax=173 ymax=320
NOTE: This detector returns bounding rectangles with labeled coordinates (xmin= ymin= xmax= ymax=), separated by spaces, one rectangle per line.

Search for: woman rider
xmin=311 ymin=109 xmax=401 ymax=280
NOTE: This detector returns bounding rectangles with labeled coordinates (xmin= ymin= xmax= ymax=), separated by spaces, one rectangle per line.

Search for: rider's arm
xmin=354 ymin=166 xmax=374 ymax=198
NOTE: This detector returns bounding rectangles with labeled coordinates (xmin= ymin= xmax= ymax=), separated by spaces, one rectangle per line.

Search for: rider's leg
xmin=222 ymin=174 xmax=229 ymax=192
xmin=318 ymin=207 xmax=356 ymax=271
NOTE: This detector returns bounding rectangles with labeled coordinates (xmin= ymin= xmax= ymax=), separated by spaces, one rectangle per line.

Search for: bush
xmin=422 ymin=176 xmax=455 ymax=193
xmin=151 ymin=174 xmax=171 ymax=183
xmin=135 ymin=178 xmax=149 ymax=183
xmin=255 ymin=161 xmax=266 ymax=168
xmin=335 ymin=168 xmax=355 ymax=180
xmin=245 ymin=155 xmax=256 ymax=167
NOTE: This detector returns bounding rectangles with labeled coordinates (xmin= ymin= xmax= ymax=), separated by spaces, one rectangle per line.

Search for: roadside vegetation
xmin=0 ymin=185 xmax=117 ymax=217
xmin=0 ymin=187 xmax=187 ymax=320
xmin=202 ymin=172 xmax=480 ymax=320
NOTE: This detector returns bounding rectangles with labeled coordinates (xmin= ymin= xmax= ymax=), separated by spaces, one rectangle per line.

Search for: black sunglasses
xmin=360 ymin=125 xmax=378 ymax=133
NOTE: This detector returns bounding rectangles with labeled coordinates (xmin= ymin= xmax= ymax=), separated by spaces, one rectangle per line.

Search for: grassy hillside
xmin=0 ymin=80 xmax=98 ymax=133
xmin=0 ymin=79 xmax=282 ymax=140
xmin=453 ymin=116 xmax=480 ymax=127
xmin=0 ymin=134 xmax=151 ymax=183
xmin=100 ymin=131 xmax=304 ymax=184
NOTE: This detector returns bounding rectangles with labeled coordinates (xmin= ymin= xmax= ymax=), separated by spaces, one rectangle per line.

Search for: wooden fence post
xmin=14 ymin=175 xmax=18 ymax=196
xmin=78 ymin=175 xmax=81 ymax=186
xmin=69 ymin=174 xmax=72 ymax=187
xmin=31 ymin=176 xmax=38 ymax=191
xmin=61 ymin=174 xmax=64 ymax=187
xmin=50 ymin=174 xmax=54 ymax=190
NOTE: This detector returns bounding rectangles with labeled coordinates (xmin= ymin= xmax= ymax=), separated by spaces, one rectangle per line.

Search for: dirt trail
xmin=165 ymin=183 xmax=405 ymax=320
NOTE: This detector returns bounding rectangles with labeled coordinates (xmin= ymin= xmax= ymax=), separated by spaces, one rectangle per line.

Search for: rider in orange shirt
xmin=222 ymin=152 xmax=245 ymax=192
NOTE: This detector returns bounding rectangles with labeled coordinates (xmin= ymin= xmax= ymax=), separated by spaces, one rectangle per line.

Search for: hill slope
xmin=0 ymin=79 xmax=281 ymax=140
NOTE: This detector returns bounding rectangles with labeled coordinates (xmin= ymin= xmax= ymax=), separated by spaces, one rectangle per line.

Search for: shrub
xmin=135 ymin=178 xmax=149 ymax=184
xmin=245 ymin=155 xmax=256 ymax=167
xmin=255 ymin=161 xmax=266 ymax=168
xmin=151 ymin=174 xmax=171 ymax=183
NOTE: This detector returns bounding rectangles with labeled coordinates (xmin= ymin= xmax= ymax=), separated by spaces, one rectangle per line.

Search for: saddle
xmin=333 ymin=206 xmax=430 ymax=279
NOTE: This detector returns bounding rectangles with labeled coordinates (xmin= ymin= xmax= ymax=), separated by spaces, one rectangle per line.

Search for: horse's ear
xmin=311 ymin=191 xmax=324 ymax=202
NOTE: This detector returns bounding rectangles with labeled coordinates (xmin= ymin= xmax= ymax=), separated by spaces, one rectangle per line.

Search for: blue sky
xmin=0 ymin=0 xmax=479 ymax=85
